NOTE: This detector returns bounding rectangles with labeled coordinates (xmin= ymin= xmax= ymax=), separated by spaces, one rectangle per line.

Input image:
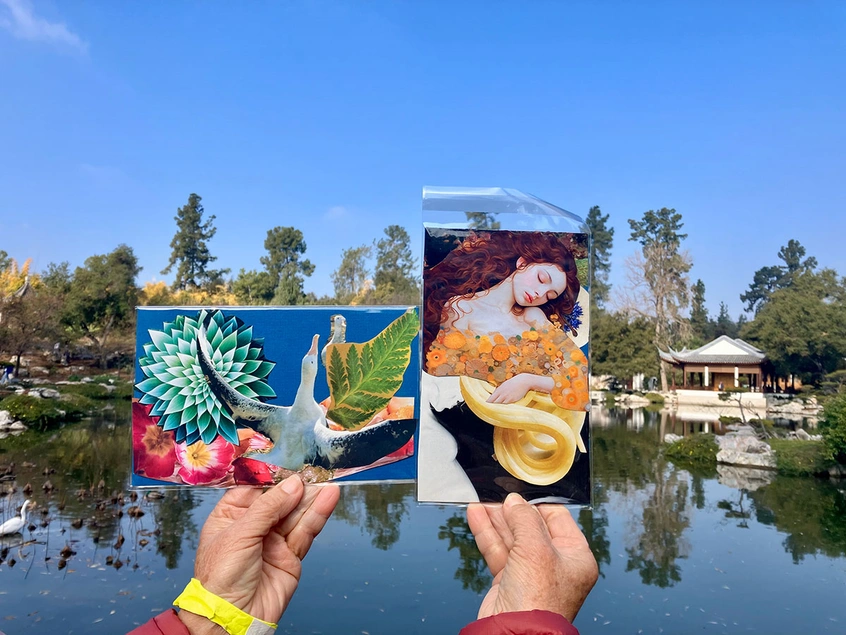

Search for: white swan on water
xmin=0 ymin=500 xmax=32 ymax=536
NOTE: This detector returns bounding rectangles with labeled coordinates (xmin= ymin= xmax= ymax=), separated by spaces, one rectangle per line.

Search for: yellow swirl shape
xmin=459 ymin=376 xmax=586 ymax=486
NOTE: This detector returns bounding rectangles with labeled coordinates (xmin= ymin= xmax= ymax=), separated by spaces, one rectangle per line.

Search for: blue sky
xmin=1 ymin=1 xmax=844 ymax=318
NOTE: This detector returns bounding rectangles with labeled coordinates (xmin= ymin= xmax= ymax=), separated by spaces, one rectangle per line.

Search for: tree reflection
xmin=591 ymin=423 xmax=662 ymax=492
xmin=624 ymin=462 xmax=691 ymax=588
xmin=437 ymin=513 xmax=492 ymax=593
xmin=749 ymin=476 xmax=846 ymax=563
xmin=579 ymin=506 xmax=611 ymax=578
xmin=717 ymin=491 xmax=751 ymax=529
xmin=332 ymin=483 xmax=413 ymax=550
xmin=154 ymin=489 xmax=200 ymax=569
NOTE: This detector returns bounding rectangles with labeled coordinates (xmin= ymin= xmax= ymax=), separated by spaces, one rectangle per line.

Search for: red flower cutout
xmin=132 ymin=402 xmax=177 ymax=480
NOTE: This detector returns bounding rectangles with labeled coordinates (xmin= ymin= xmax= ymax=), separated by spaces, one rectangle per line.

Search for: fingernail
xmin=504 ymin=493 xmax=526 ymax=508
xmin=281 ymin=476 xmax=301 ymax=495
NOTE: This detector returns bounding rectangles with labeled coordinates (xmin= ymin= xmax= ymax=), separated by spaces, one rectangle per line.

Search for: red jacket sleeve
xmin=126 ymin=609 xmax=191 ymax=635
xmin=460 ymin=610 xmax=579 ymax=635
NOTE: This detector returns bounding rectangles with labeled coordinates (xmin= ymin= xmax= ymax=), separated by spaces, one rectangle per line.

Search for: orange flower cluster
xmin=426 ymin=326 xmax=589 ymax=411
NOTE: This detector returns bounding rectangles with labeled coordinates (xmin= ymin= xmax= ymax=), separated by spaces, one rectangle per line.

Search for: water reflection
xmin=437 ymin=514 xmax=491 ymax=593
xmin=154 ymin=490 xmax=199 ymax=568
xmin=750 ymin=476 xmax=846 ymax=563
xmin=333 ymin=482 xmax=413 ymax=550
xmin=0 ymin=404 xmax=845 ymax=633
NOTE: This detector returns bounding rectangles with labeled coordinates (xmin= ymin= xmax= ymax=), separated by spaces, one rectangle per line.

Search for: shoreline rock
xmin=716 ymin=432 xmax=776 ymax=469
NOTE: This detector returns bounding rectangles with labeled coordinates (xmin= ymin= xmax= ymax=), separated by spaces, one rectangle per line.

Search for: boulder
xmin=0 ymin=410 xmax=13 ymax=427
xmin=725 ymin=424 xmax=757 ymax=436
xmin=28 ymin=388 xmax=61 ymax=399
xmin=716 ymin=433 xmax=776 ymax=469
xmin=9 ymin=421 xmax=27 ymax=431
xmin=664 ymin=433 xmax=683 ymax=444
xmin=795 ymin=428 xmax=812 ymax=441
xmin=617 ymin=394 xmax=651 ymax=406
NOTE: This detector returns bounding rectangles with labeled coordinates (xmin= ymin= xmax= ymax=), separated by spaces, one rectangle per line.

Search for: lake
xmin=1 ymin=403 xmax=845 ymax=634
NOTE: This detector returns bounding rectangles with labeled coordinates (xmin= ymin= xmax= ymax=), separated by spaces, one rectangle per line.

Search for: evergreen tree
xmin=232 ymin=268 xmax=276 ymax=305
xmin=371 ymin=225 xmax=419 ymax=304
xmin=331 ymin=244 xmax=371 ymax=304
xmin=0 ymin=250 xmax=9 ymax=272
xmin=260 ymin=226 xmax=315 ymax=305
xmin=628 ymin=208 xmax=691 ymax=391
xmin=591 ymin=310 xmax=660 ymax=381
xmin=689 ymin=279 xmax=710 ymax=343
xmin=465 ymin=212 xmax=500 ymax=230
xmin=586 ymin=205 xmax=614 ymax=308
xmin=713 ymin=302 xmax=738 ymax=338
xmin=162 ymin=194 xmax=228 ymax=290
xmin=744 ymin=268 xmax=846 ymax=386
xmin=740 ymin=239 xmax=817 ymax=314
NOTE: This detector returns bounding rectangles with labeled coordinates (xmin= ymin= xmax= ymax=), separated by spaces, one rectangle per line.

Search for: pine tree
xmin=161 ymin=194 xmax=228 ymax=290
xmin=740 ymin=239 xmax=817 ymax=314
xmin=371 ymin=225 xmax=419 ymax=304
xmin=331 ymin=244 xmax=372 ymax=304
xmin=586 ymin=206 xmax=614 ymax=308
xmin=628 ymin=208 xmax=692 ymax=391
xmin=689 ymin=279 xmax=710 ymax=342
xmin=260 ymin=226 xmax=315 ymax=305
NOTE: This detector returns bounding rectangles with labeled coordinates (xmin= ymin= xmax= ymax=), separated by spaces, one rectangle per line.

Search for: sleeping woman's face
xmin=511 ymin=257 xmax=568 ymax=308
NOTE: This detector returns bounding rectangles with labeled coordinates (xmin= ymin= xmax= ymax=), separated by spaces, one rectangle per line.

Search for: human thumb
xmin=502 ymin=493 xmax=551 ymax=550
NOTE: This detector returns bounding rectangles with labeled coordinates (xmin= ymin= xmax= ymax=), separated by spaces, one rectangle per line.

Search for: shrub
xmin=0 ymin=395 xmax=85 ymax=431
xmin=644 ymin=392 xmax=665 ymax=404
xmin=59 ymin=392 xmax=97 ymax=415
xmin=719 ymin=415 xmax=742 ymax=425
xmin=57 ymin=383 xmax=110 ymax=399
xmin=110 ymin=382 xmax=133 ymax=400
xmin=665 ymin=434 xmax=718 ymax=466
xmin=768 ymin=439 xmax=832 ymax=476
xmin=820 ymin=393 xmax=846 ymax=464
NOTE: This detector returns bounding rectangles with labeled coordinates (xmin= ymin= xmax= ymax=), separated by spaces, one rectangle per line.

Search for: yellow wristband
xmin=173 ymin=578 xmax=277 ymax=635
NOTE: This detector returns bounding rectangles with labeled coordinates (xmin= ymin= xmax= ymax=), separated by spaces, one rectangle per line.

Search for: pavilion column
xmin=734 ymin=366 xmax=739 ymax=388
xmin=704 ymin=366 xmax=710 ymax=388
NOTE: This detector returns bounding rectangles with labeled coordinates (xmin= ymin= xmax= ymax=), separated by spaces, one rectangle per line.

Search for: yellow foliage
xmin=0 ymin=258 xmax=40 ymax=298
xmin=138 ymin=280 xmax=238 ymax=307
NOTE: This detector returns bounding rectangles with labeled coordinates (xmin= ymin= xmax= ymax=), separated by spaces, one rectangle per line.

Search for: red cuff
xmin=460 ymin=610 xmax=579 ymax=635
xmin=126 ymin=609 xmax=191 ymax=635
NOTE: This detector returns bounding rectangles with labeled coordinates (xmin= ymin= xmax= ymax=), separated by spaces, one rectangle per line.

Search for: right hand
xmin=466 ymin=493 xmax=598 ymax=622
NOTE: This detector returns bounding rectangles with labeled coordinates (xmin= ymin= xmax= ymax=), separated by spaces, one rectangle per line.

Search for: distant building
xmin=658 ymin=335 xmax=770 ymax=392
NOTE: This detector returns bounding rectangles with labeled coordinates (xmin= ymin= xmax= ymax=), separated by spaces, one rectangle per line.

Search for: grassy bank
xmin=664 ymin=433 xmax=838 ymax=478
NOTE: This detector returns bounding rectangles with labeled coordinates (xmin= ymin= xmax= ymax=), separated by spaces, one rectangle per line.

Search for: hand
xmin=466 ymin=493 xmax=598 ymax=623
xmin=178 ymin=475 xmax=341 ymax=635
xmin=487 ymin=373 xmax=554 ymax=404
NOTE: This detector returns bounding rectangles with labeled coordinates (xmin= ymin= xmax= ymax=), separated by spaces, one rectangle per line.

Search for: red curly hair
xmin=423 ymin=230 xmax=581 ymax=353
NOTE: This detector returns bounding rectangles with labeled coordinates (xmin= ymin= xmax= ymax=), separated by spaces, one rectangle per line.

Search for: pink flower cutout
xmin=175 ymin=436 xmax=237 ymax=485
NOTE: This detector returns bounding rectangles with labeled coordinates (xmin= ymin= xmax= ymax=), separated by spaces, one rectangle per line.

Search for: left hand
xmin=487 ymin=373 xmax=554 ymax=404
xmin=178 ymin=475 xmax=340 ymax=634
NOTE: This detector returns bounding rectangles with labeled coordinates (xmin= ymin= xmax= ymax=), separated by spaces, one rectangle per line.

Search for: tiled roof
xmin=659 ymin=335 xmax=766 ymax=366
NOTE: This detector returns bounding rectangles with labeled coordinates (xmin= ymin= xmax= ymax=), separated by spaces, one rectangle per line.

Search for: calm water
xmin=1 ymin=403 xmax=845 ymax=634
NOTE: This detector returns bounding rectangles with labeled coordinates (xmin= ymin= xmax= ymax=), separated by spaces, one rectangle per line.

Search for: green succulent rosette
xmin=135 ymin=309 xmax=276 ymax=446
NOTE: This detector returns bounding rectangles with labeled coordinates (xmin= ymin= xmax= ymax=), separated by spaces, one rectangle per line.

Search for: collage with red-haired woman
xmin=419 ymin=227 xmax=591 ymax=504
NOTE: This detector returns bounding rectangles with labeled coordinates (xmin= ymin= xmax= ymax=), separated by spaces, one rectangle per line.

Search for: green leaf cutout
xmin=326 ymin=309 xmax=419 ymax=430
